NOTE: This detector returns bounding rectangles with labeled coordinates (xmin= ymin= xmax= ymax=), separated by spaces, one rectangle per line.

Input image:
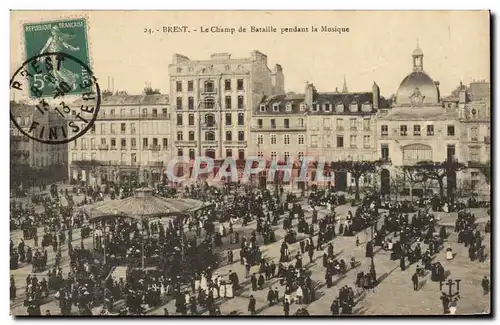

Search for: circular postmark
xmin=10 ymin=52 xmax=100 ymax=145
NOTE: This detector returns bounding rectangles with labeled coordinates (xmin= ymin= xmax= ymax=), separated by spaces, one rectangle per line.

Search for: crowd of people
xmin=9 ymin=178 xmax=491 ymax=316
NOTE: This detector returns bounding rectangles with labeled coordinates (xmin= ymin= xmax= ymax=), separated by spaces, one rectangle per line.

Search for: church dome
xmin=394 ymin=44 xmax=440 ymax=106
xmin=395 ymin=71 xmax=440 ymax=106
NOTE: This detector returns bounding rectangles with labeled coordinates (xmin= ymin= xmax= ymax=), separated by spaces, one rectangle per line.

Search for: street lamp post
xmin=370 ymin=221 xmax=377 ymax=283
xmin=440 ymin=279 xmax=461 ymax=314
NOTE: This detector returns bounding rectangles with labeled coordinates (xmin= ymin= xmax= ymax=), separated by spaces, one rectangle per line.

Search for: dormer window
xmin=259 ymin=104 xmax=266 ymax=112
xmin=349 ymin=102 xmax=358 ymax=112
xmin=335 ymin=103 xmax=344 ymax=113
xmin=362 ymin=102 xmax=372 ymax=112
xmin=323 ymin=103 xmax=332 ymax=112
xmin=312 ymin=103 xmax=319 ymax=112
xmin=273 ymin=103 xmax=280 ymax=112
xmin=286 ymin=103 xmax=293 ymax=112
xmin=300 ymin=103 xmax=307 ymax=111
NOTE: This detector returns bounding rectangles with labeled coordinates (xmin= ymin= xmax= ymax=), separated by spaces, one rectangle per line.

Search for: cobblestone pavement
xmin=10 ymin=197 xmax=491 ymax=316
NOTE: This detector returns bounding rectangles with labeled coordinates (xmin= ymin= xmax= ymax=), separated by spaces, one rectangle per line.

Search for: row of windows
xmin=176 ymin=113 xmax=245 ymax=126
xmin=257 ymin=134 xmax=305 ymax=145
xmin=258 ymin=102 xmax=372 ymax=113
xmin=308 ymin=117 xmax=371 ymax=131
xmin=256 ymin=118 xmax=305 ymax=129
xmin=72 ymin=137 xmax=169 ymax=150
xmin=176 ymin=96 xmax=245 ymax=110
xmin=176 ymin=131 xmax=245 ymax=142
xmin=380 ymin=144 xmax=457 ymax=162
xmin=310 ymin=135 xmax=371 ymax=148
xmin=88 ymin=122 xmax=170 ymax=135
xmin=176 ymin=79 xmax=245 ymax=93
xmin=380 ymin=124 xmax=455 ymax=137
xmin=34 ymin=154 xmax=64 ymax=168
xmin=176 ymin=148 xmax=246 ymax=159
xmin=256 ymin=151 xmax=302 ymax=161
xmin=97 ymin=107 xmax=168 ymax=118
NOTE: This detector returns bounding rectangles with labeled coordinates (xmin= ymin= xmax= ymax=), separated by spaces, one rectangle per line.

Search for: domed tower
xmin=394 ymin=42 xmax=440 ymax=107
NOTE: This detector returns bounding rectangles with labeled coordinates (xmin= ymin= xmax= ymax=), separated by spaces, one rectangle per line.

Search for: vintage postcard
xmin=9 ymin=11 xmax=491 ymax=316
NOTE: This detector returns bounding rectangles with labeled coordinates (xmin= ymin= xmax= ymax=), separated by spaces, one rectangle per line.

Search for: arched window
xmin=204 ymin=80 xmax=214 ymax=93
xmin=205 ymin=131 xmax=215 ymax=141
xmin=226 ymin=131 xmax=232 ymax=141
xmin=204 ymin=114 xmax=215 ymax=126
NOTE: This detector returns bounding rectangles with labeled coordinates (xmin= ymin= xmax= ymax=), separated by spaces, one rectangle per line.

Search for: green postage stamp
xmin=23 ymin=18 xmax=90 ymax=98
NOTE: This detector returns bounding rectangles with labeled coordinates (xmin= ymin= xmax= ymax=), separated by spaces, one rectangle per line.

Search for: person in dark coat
xmin=482 ymin=276 xmax=490 ymax=295
xmin=251 ymin=273 xmax=258 ymax=291
xmin=267 ymin=288 xmax=275 ymax=306
xmin=330 ymin=298 xmax=340 ymax=315
xmin=400 ymin=256 xmax=406 ymax=271
xmin=258 ymin=274 xmax=265 ymax=290
xmin=248 ymin=295 xmax=256 ymax=315
xmin=365 ymin=241 xmax=373 ymax=258
xmin=283 ymin=298 xmax=290 ymax=316
xmin=300 ymin=241 xmax=306 ymax=254
xmin=412 ymin=272 xmax=419 ymax=291
xmin=308 ymin=245 xmax=314 ymax=264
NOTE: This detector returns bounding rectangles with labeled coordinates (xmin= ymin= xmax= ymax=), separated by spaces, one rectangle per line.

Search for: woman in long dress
xmin=200 ymin=272 xmax=208 ymax=292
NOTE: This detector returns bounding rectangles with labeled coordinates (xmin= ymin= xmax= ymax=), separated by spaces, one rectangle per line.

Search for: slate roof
xmin=10 ymin=102 xmax=36 ymax=118
xmin=74 ymin=94 xmax=169 ymax=106
xmin=256 ymin=91 xmax=390 ymax=115
xmin=256 ymin=94 xmax=306 ymax=115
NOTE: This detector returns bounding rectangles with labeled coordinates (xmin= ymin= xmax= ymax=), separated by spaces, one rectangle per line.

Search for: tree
xmin=331 ymin=160 xmax=380 ymax=200
xmin=102 ymin=89 xmax=113 ymax=97
xmin=389 ymin=168 xmax=405 ymax=201
xmin=471 ymin=161 xmax=491 ymax=185
xmin=414 ymin=160 xmax=466 ymax=200
xmin=400 ymin=165 xmax=425 ymax=201
xmin=143 ymin=86 xmax=161 ymax=95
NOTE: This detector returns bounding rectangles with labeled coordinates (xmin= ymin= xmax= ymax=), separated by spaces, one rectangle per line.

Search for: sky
xmin=10 ymin=10 xmax=490 ymax=99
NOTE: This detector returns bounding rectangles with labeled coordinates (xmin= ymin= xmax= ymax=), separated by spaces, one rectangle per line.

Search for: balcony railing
xmin=202 ymin=140 xmax=218 ymax=146
xmin=350 ymin=145 xmax=357 ymax=149
xmin=120 ymin=146 xmax=127 ymax=150
xmin=381 ymin=131 xmax=388 ymax=136
xmin=223 ymin=140 xmax=247 ymax=147
xmin=149 ymin=145 xmax=161 ymax=151
xmin=98 ymin=144 xmax=109 ymax=150
xmin=363 ymin=144 xmax=371 ymax=149
xmin=174 ymin=140 xmax=197 ymax=147
xmin=201 ymin=89 xmax=217 ymax=96
xmin=91 ymin=113 xmax=170 ymax=121
xmin=250 ymin=125 xmax=306 ymax=131
xmin=201 ymin=123 xmax=217 ymax=130
xmin=148 ymin=161 xmax=164 ymax=167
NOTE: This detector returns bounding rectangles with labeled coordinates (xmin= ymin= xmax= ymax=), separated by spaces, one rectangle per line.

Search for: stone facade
xmin=10 ymin=102 xmax=67 ymax=170
xmin=168 ymin=51 xmax=283 ymax=161
xmin=68 ymin=94 xmax=171 ymax=186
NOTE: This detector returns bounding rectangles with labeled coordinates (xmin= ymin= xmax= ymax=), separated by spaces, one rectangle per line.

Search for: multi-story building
xmin=305 ymin=80 xmax=388 ymax=189
xmin=68 ymin=94 xmax=171 ymax=186
xmin=10 ymin=102 xmax=68 ymax=187
xmin=249 ymin=80 xmax=389 ymax=190
xmin=374 ymin=44 xmax=490 ymax=197
xmin=456 ymin=80 xmax=491 ymax=195
xmin=168 ymin=51 xmax=284 ymax=164
xmin=249 ymin=93 xmax=307 ymax=162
